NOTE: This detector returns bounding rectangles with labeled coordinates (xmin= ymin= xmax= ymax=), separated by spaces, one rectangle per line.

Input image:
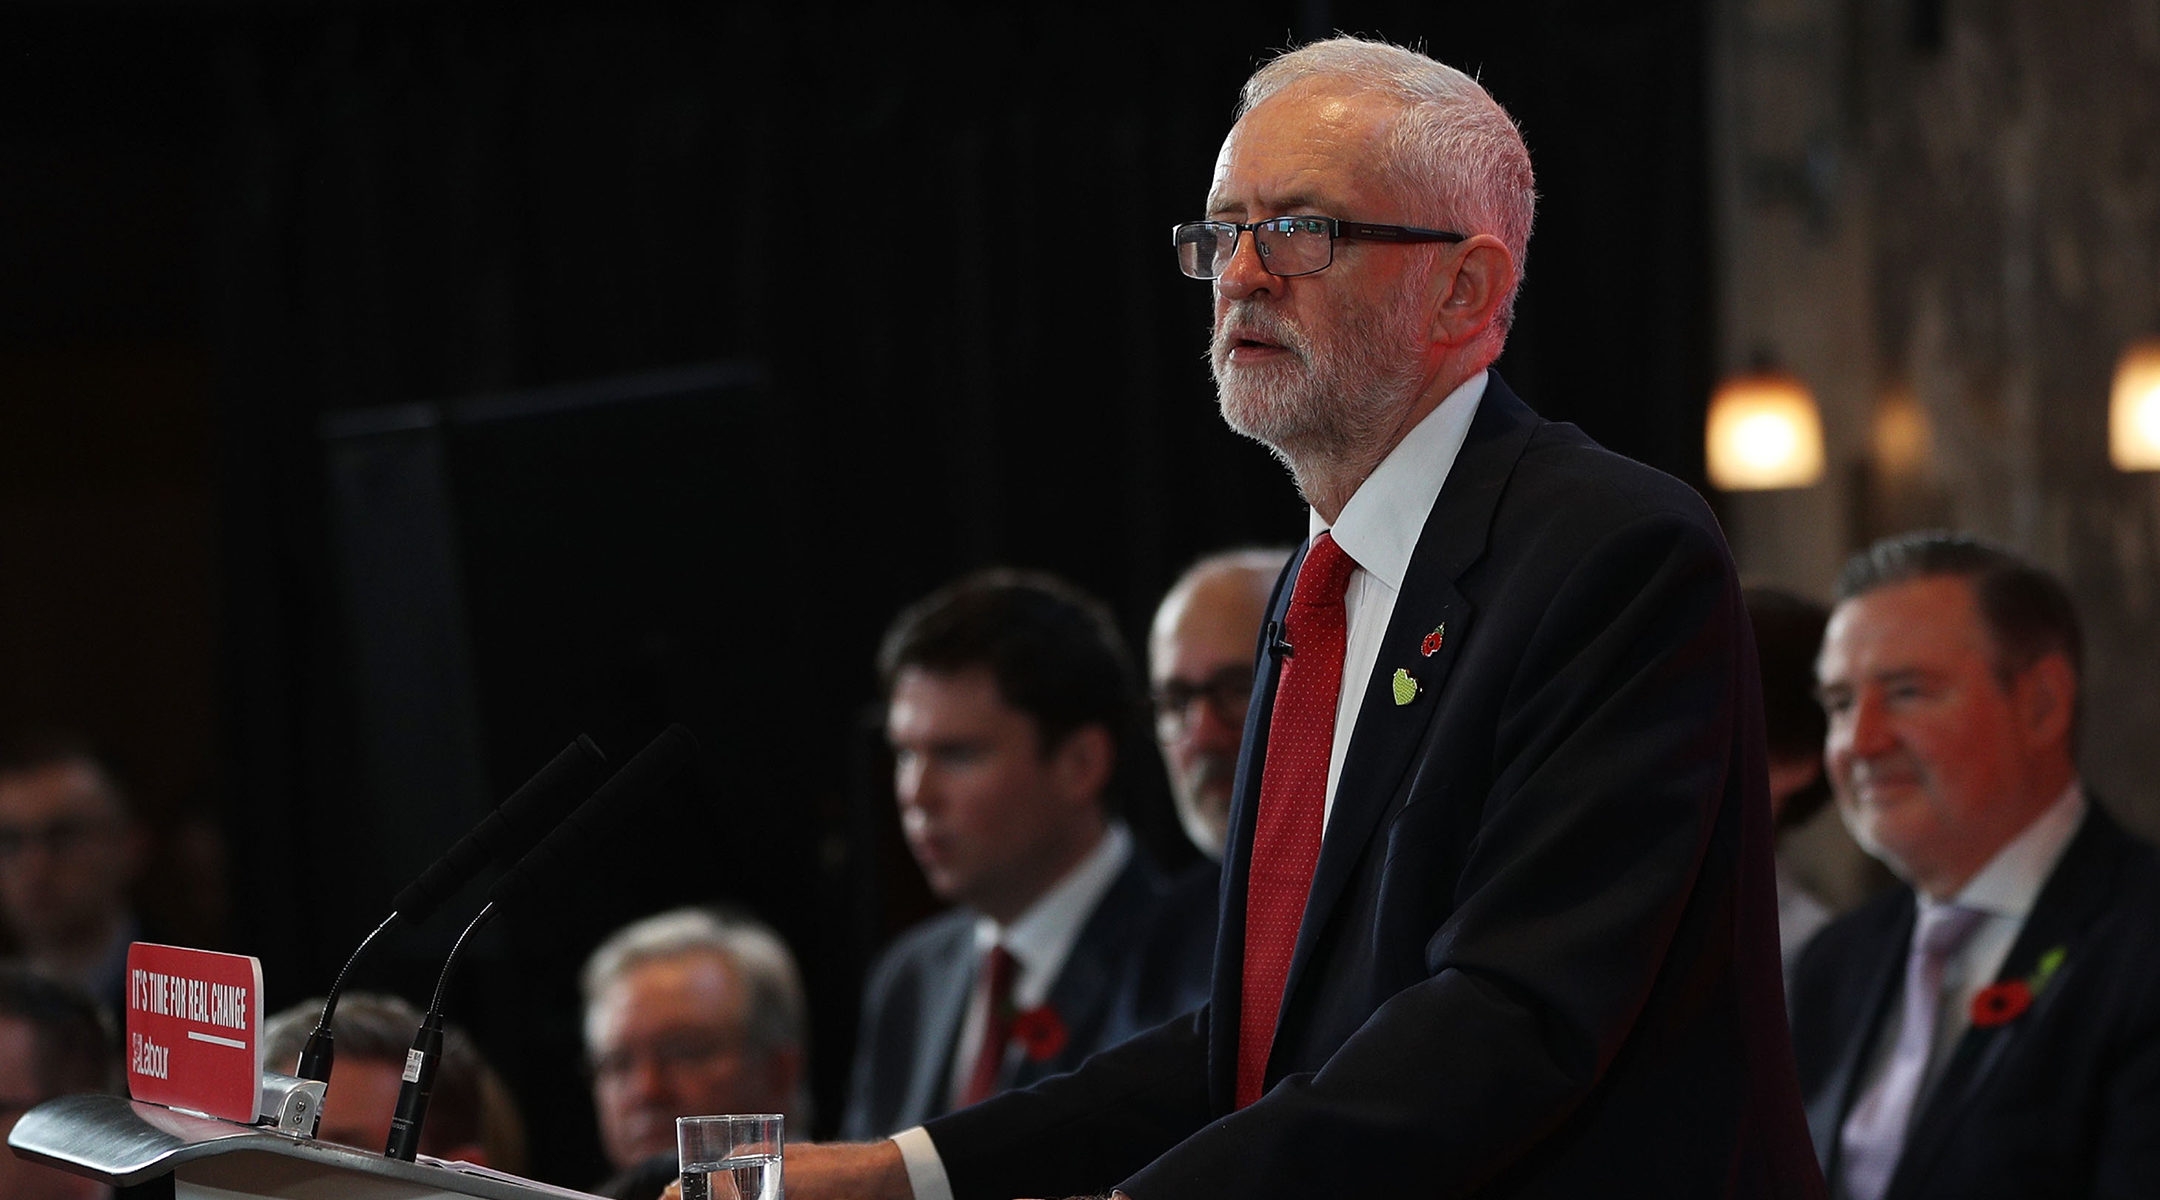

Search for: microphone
xmin=488 ymin=723 xmax=698 ymax=910
xmin=384 ymin=724 xmax=698 ymax=1161
xmin=391 ymin=733 xmax=611 ymax=921
xmin=1265 ymin=619 xmax=1293 ymax=659
xmin=295 ymin=735 xmax=608 ymax=1089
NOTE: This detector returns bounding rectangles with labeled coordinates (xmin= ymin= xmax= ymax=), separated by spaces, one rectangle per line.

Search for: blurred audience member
xmin=0 ymin=734 xmax=149 ymax=1019
xmin=1793 ymin=531 xmax=2160 ymax=1198
xmin=1149 ymin=548 xmax=1291 ymax=860
xmin=582 ymin=907 xmax=809 ymax=1198
xmin=1746 ymin=585 xmax=1838 ymax=970
xmin=842 ymin=570 xmax=1212 ymax=1139
xmin=263 ymin=992 xmax=524 ymax=1170
xmin=0 ymin=966 xmax=116 ymax=1200
xmin=1109 ymin=547 xmax=1291 ymax=1036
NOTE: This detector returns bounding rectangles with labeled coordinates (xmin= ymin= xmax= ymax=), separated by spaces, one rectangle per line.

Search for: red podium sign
xmin=125 ymin=942 xmax=265 ymax=1124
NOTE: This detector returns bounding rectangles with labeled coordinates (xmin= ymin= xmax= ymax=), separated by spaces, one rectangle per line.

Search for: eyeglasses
xmin=1171 ymin=216 xmax=1466 ymax=280
xmin=590 ymin=1031 xmax=744 ymax=1083
xmin=1151 ymin=665 xmax=1257 ymax=736
xmin=0 ymin=817 xmax=117 ymax=862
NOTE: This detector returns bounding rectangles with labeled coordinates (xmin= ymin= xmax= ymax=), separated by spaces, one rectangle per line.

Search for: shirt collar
xmin=1310 ymin=370 xmax=1488 ymax=591
xmin=1950 ymin=780 xmax=2087 ymax=919
xmin=973 ymin=822 xmax=1133 ymax=1006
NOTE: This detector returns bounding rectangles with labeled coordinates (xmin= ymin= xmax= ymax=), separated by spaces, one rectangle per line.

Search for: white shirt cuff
xmin=890 ymin=1126 xmax=955 ymax=1200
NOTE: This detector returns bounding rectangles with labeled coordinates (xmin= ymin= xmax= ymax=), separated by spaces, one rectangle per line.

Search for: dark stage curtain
xmin=3 ymin=0 xmax=1709 ymax=1185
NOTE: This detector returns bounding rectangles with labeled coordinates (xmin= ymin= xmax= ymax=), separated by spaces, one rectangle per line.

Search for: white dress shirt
xmin=1311 ymin=369 xmax=1486 ymax=827
xmin=943 ymin=823 xmax=1134 ymax=1104
xmin=893 ymin=372 xmax=1489 ymax=1200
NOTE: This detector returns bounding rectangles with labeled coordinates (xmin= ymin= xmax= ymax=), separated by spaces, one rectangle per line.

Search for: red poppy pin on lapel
xmin=1420 ymin=624 xmax=1446 ymax=657
xmin=1012 ymin=1005 xmax=1068 ymax=1061
xmin=1971 ymin=944 xmax=2067 ymax=1029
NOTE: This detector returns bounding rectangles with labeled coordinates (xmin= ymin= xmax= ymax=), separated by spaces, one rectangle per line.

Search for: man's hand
xmin=658 ymin=1140 xmax=911 ymax=1200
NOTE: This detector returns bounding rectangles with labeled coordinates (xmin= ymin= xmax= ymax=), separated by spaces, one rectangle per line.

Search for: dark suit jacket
xmin=840 ymin=847 xmax=1204 ymax=1140
xmin=1104 ymin=859 xmax=1219 ymax=1045
xmin=926 ymin=374 xmax=1824 ymax=1199
xmin=1791 ymin=802 xmax=2160 ymax=1199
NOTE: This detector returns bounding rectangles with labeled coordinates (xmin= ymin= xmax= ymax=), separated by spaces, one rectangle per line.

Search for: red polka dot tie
xmin=958 ymin=944 xmax=1017 ymax=1107
xmin=1236 ymin=531 xmax=1357 ymax=1108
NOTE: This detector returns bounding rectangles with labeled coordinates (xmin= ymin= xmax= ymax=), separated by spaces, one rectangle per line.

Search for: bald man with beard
xmin=1101 ymin=548 xmax=1294 ymax=1042
xmin=1149 ymin=549 xmax=1293 ymax=861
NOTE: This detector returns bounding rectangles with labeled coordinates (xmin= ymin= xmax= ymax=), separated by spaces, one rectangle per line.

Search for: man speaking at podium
xmin=755 ymin=34 xmax=1822 ymax=1200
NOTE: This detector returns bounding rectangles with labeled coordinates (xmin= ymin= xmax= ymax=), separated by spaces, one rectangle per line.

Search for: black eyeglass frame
xmin=1150 ymin=665 xmax=1259 ymax=735
xmin=1171 ymin=216 xmax=1467 ymax=280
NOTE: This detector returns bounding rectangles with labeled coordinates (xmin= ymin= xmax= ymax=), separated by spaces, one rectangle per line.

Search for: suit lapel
xmin=1277 ymin=377 xmax=1537 ymax=1034
xmin=1809 ymin=898 xmax=1915 ymax=1178
xmin=904 ymin=923 xmax=977 ymax=1124
xmin=1887 ymin=806 xmax=2128 ymax=1199
xmin=1009 ymin=854 xmax=1157 ymax=1088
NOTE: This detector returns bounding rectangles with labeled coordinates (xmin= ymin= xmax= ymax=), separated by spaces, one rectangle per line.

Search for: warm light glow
xmin=1872 ymin=384 xmax=1931 ymax=478
xmin=1706 ymin=370 xmax=1825 ymax=490
xmin=2112 ymin=338 xmax=2160 ymax=472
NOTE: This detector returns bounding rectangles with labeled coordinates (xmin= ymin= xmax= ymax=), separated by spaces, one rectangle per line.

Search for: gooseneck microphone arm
xmin=382 ymin=724 xmax=698 ymax=1162
xmin=383 ymin=900 xmax=496 ymax=1162
xmin=294 ymin=735 xmax=608 ymax=1094
xmin=295 ymin=911 xmax=401 ymax=1084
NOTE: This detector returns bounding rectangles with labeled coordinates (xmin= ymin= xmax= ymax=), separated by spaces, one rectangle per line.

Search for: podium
xmin=9 ymin=1093 xmax=604 ymax=1200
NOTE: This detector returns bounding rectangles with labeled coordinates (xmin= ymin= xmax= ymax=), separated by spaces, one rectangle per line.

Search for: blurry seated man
xmin=1745 ymin=585 xmax=1839 ymax=970
xmin=0 ymin=966 xmax=116 ymax=1200
xmin=1748 ymin=586 xmax=1895 ymax=971
xmin=842 ymin=570 xmax=1212 ymax=1140
xmin=1148 ymin=548 xmax=1292 ymax=861
xmin=583 ymin=907 xmax=809 ymax=1200
xmin=1794 ymin=531 xmax=2160 ymax=1198
xmin=1112 ymin=547 xmax=1292 ymax=1033
xmin=262 ymin=991 xmax=524 ymax=1170
xmin=0 ymin=734 xmax=149 ymax=1018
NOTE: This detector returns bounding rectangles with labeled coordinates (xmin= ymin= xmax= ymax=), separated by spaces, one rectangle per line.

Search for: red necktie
xmin=958 ymin=944 xmax=1017 ymax=1107
xmin=1237 ymin=531 xmax=1357 ymax=1108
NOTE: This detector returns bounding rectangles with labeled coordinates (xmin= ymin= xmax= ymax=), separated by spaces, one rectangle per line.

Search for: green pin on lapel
xmin=1391 ymin=667 xmax=1420 ymax=706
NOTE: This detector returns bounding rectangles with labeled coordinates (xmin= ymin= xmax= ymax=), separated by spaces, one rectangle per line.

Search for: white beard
xmin=1210 ymin=284 xmax=1430 ymax=466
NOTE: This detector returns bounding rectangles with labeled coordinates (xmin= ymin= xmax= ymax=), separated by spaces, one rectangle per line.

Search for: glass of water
xmin=676 ymin=1113 xmax=783 ymax=1200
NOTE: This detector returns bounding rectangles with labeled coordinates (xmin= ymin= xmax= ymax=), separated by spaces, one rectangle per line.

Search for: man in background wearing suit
xmin=840 ymin=570 xmax=1209 ymax=1140
xmin=0 ymin=734 xmax=149 ymax=1021
xmin=764 ymin=33 xmax=1819 ymax=1200
xmin=1104 ymin=548 xmax=1293 ymax=1037
xmin=1794 ymin=531 xmax=2160 ymax=1199
xmin=582 ymin=906 xmax=810 ymax=1199
xmin=1148 ymin=548 xmax=1292 ymax=862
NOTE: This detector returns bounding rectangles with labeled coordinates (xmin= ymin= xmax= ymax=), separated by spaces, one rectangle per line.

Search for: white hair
xmin=580 ymin=906 xmax=811 ymax=1121
xmin=1239 ymin=36 xmax=1538 ymax=329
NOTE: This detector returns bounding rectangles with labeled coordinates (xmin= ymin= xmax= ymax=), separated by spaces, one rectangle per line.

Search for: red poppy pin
xmin=1969 ymin=979 xmax=2032 ymax=1027
xmin=1971 ymin=945 xmax=2066 ymax=1029
xmin=1011 ymin=1005 xmax=1068 ymax=1062
xmin=1420 ymin=624 xmax=1446 ymax=657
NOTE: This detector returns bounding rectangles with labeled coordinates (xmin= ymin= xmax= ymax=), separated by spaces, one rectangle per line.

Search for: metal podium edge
xmin=9 ymin=1093 xmax=603 ymax=1199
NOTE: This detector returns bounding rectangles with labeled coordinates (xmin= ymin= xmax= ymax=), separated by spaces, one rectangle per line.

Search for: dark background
xmin=0 ymin=0 xmax=1711 ymax=1187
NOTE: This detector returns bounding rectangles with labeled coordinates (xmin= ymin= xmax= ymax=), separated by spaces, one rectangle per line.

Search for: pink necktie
xmin=1236 ymin=532 xmax=1357 ymax=1108
xmin=1838 ymin=903 xmax=1987 ymax=1200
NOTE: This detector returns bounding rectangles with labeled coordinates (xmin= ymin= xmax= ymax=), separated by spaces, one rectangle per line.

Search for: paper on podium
xmin=418 ymin=1155 xmax=628 ymax=1200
